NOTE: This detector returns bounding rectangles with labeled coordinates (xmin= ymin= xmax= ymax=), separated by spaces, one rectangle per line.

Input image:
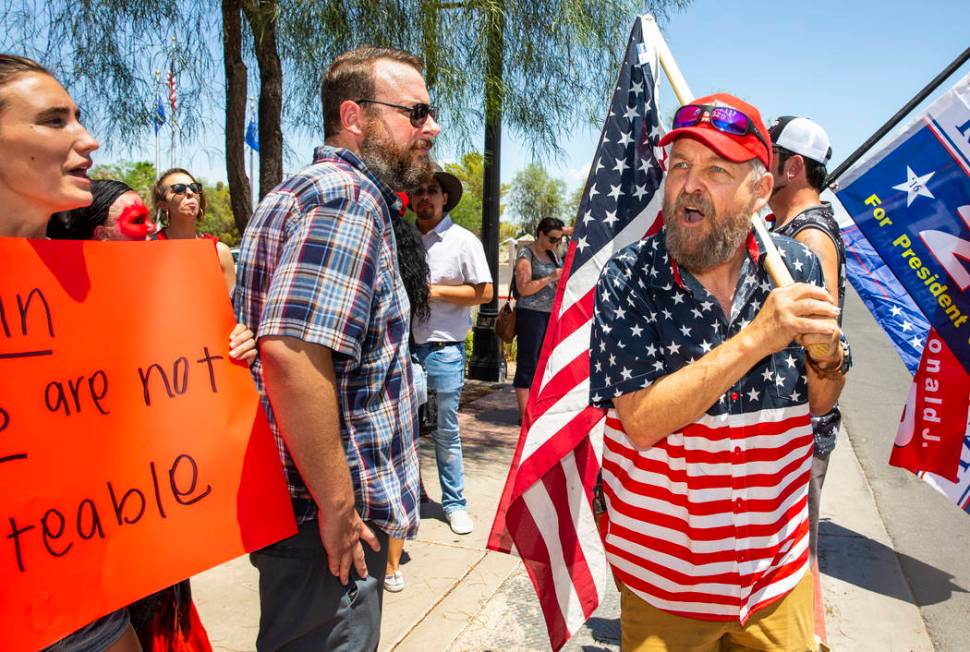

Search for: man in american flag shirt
xmin=589 ymin=93 xmax=850 ymax=651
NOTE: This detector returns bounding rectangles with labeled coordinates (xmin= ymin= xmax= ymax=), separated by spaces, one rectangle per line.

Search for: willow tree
xmin=1 ymin=0 xmax=689 ymax=233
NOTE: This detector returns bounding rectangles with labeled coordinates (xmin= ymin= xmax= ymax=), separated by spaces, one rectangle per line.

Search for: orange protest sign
xmin=0 ymin=239 xmax=296 ymax=652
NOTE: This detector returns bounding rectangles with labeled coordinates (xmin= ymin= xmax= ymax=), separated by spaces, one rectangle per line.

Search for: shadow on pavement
xmin=820 ymin=520 xmax=968 ymax=605
xmin=585 ymin=616 xmax=621 ymax=646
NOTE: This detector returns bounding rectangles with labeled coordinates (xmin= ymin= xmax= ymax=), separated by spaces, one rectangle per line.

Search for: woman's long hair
xmin=392 ymin=209 xmax=431 ymax=322
xmin=47 ymin=179 xmax=133 ymax=239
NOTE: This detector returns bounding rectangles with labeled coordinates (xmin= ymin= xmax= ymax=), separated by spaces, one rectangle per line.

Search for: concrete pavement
xmin=193 ymin=377 xmax=936 ymax=651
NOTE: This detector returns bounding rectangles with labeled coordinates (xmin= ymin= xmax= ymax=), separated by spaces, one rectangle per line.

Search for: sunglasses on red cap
xmin=672 ymin=104 xmax=769 ymax=153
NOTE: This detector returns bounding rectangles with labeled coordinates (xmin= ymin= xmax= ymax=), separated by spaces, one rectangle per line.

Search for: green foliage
xmin=445 ymin=153 xmax=484 ymax=235
xmin=199 ymin=182 xmax=242 ymax=247
xmin=499 ymin=221 xmax=519 ymax=241
xmin=90 ymin=161 xmax=156 ymax=203
xmin=508 ymin=163 xmax=566 ymax=234
xmin=443 ymin=151 xmax=509 ymax=238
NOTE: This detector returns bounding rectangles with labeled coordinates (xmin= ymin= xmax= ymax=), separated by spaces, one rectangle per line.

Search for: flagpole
xmin=249 ymin=95 xmax=256 ymax=208
xmin=169 ymin=36 xmax=177 ymax=168
xmin=825 ymin=46 xmax=970 ymax=189
xmin=640 ymin=15 xmax=692 ymax=104
xmin=154 ymin=69 xmax=161 ymax=181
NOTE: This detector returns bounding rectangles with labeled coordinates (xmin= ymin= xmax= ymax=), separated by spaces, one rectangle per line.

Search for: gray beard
xmin=664 ymin=196 xmax=755 ymax=273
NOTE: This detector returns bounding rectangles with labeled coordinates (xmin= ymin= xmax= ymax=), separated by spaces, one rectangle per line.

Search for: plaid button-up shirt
xmin=235 ymin=145 xmax=420 ymax=539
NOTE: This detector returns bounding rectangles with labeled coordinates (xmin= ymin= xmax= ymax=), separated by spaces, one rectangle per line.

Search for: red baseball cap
xmin=658 ymin=93 xmax=772 ymax=169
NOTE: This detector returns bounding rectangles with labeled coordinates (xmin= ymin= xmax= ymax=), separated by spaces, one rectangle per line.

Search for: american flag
xmin=487 ymin=17 xmax=667 ymax=650
xmin=167 ymin=61 xmax=177 ymax=114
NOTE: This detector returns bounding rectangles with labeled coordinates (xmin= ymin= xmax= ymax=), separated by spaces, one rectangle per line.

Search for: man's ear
xmin=786 ymin=154 xmax=805 ymax=180
xmin=340 ymin=99 xmax=366 ymax=137
xmin=93 ymin=224 xmax=109 ymax=241
xmin=751 ymin=168 xmax=774 ymax=214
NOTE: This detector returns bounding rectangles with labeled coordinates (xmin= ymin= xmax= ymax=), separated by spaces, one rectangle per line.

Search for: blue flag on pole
xmin=154 ymin=96 xmax=166 ymax=134
xmin=833 ymin=72 xmax=970 ymax=514
xmin=245 ymin=114 xmax=259 ymax=152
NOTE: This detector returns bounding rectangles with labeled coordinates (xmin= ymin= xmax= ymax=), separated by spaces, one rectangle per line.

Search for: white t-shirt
xmin=412 ymin=215 xmax=493 ymax=344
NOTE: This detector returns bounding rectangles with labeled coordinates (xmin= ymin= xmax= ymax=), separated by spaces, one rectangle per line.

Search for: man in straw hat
xmin=408 ymin=164 xmax=493 ymax=538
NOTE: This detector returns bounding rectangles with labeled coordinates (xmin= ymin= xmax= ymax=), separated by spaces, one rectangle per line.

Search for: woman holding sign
xmin=52 ymin=179 xmax=257 ymax=650
xmin=0 ymin=54 xmax=142 ymax=652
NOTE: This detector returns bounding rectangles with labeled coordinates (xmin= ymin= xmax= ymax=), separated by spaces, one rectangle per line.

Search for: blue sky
xmin=101 ymin=0 xmax=969 ymax=208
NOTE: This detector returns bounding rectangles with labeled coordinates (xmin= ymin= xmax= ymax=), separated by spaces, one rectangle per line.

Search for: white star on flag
xmin=892 ymin=166 xmax=936 ymax=207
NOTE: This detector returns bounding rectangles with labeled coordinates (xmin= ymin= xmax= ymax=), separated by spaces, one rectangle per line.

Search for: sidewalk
xmin=193 ymin=381 xmax=934 ymax=651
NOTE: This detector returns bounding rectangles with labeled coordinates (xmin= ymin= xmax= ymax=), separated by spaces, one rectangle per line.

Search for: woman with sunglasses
xmin=152 ymin=168 xmax=236 ymax=292
xmin=0 ymin=53 xmax=143 ymax=652
xmin=512 ymin=217 xmax=565 ymax=419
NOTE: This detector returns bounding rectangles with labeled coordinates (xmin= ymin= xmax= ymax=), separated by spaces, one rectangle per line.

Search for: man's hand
xmin=317 ymin=502 xmax=382 ymax=585
xmin=746 ymin=283 xmax=840 ymax=354
xmin=799 ymin=324 xmax=843 ymax=366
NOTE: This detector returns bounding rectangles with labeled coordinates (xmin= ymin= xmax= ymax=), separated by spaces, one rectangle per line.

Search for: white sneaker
xmin=384 ymin=570 xmax=405 ymax=592
xmin=447 ymin=509 xmax=474 ymax=535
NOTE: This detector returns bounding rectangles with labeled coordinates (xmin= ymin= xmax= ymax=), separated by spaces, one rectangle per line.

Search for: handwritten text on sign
xmin=0 ymin=239 xmax=296 ymax=652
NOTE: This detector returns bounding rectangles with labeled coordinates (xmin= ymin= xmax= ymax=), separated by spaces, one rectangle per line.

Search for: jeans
xmin=414 ymin=342 xmax=467 ymax=514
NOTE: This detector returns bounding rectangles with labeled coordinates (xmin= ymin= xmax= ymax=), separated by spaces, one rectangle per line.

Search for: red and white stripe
xmin=602 ymin=405 xmax=813 ymax=622
xmin=167 ymin=66 xmax=177 ymax=113
xmin=487 ymin=191 xmax=664 ymax=650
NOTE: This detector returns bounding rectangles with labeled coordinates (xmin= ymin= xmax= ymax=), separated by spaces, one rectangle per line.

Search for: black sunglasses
xmin=357 ymin=99 xmax=439 ymax=127
xmin=672 ymin=104 xmax=769 ymax=153
xmin=168 ymin=182 xmax=202 ymax=196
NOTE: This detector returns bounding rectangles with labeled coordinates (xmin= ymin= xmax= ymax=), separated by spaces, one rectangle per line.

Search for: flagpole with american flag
xmin=487 ymin=15 xmax=671 ymax=650
xmin=154 ymin=68 xmax=164 ymax=181
xmin=167 ymin=38 xmax=178 ymax=168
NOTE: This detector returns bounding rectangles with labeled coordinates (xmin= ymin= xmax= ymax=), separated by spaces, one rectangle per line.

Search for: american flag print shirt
xmin=235 ymin=146 xmax=420 ymax=540
xmin=589 ymin=229 xmax=828 ymax=623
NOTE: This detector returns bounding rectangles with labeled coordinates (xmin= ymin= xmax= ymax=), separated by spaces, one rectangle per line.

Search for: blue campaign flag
xmin=245 ymin=114 xmax=259 ymax=152
xmin=835 ymin=73 xmax=970 ymax=375
xmin=154 ymin=96 xmax=166 ymax=134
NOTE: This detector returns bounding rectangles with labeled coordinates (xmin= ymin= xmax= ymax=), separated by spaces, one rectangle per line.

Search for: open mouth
xmin=682 ymin=207 xmax=705 ymax=224
xmin=66 ymin=162 xmax=91 ymax=180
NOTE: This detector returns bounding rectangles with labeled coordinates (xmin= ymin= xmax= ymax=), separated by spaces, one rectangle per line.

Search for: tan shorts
xmin=620 ymin=572 xmax=817 ymax=652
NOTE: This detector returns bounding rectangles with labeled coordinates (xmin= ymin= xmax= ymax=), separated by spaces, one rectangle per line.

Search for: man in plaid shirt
xmin=234 ymin=47 xmax=440 ymax=651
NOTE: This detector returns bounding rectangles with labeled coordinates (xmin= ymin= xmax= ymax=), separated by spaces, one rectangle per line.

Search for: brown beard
xmin=663 ymin=189 xmax=756 ymax=272
xmin=359 ymin=115 xmax=434 ymax=189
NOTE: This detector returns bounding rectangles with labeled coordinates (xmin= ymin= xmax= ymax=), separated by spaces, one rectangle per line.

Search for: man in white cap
xmin=768 ymin=116 xmax=847 ymax=565
xmin=408 ymin=165 xmax=493 ymax=537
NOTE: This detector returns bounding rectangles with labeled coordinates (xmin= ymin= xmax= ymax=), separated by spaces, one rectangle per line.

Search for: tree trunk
xmin=242 ymin=0 xmax=284 ymax=198
xmin=222 ymin=0 xmax=252 ymax=234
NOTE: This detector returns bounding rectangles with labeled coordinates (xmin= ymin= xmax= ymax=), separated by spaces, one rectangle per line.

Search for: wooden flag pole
xmin=641 ymin=15 xmax=829 ymax=357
